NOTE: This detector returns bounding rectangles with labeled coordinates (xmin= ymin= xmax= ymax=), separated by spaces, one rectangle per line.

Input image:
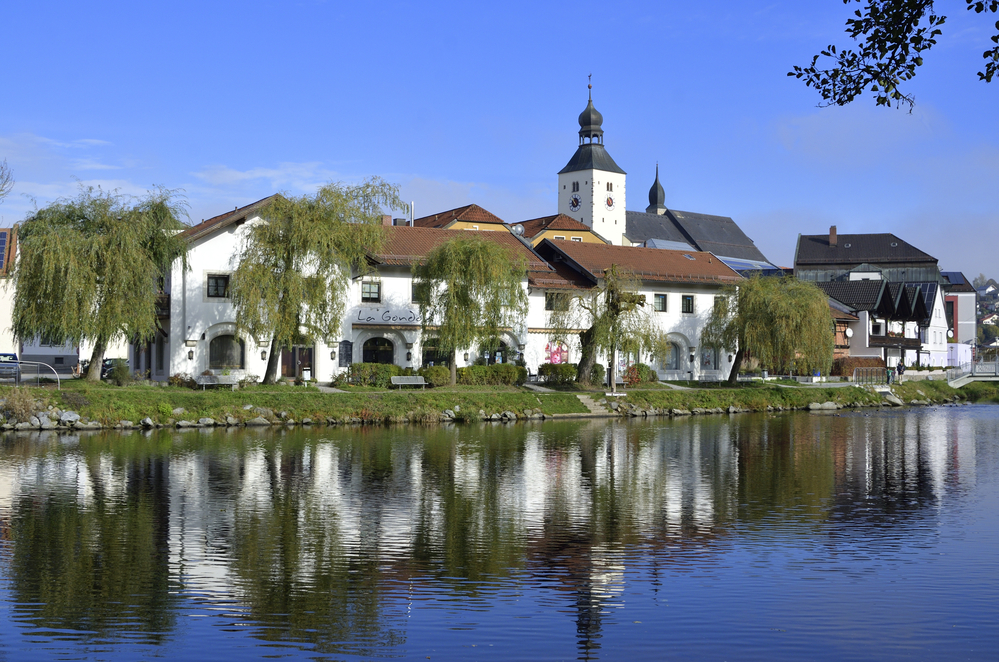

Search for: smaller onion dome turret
xmin=647 ymin=164 xmax=667 ymax=215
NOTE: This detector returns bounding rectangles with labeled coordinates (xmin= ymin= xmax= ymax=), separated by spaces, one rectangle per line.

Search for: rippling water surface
xmin=1 ymin=406 xmax=997 ymax=660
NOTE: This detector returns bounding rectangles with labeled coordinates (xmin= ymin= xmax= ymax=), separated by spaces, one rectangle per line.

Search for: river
xmin=0 ymin=406 xmax=997 ymax=660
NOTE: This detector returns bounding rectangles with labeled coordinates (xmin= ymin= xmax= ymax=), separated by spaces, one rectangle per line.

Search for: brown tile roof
xmin=541 ymin=240 xmax=743 ymax=285
xmin=373 ymin=226 xmax=543 ymax=267
xmin=180 ymin=194 xmax=282 ymax=242
xmin=412 ymin=204 xmax=507 ymax=229
xmin=512 ymin=214 xmax=596 ymax=239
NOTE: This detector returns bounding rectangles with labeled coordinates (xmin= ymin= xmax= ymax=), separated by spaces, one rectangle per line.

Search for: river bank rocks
xmin=0 ymin=384 xmax=972 ymax=433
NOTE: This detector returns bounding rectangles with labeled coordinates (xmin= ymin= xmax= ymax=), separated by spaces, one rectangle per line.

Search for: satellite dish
xmin=845 ymin=328 xmax=854 ymax=338
xmin=510 ymin=224 xmax=525 ymax=236
xmin=947 ymin=329 xmax=954 ymax=338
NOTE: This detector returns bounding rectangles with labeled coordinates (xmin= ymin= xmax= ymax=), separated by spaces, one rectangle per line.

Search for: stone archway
xmin=362 ymin=337 xmax=394 ymax=364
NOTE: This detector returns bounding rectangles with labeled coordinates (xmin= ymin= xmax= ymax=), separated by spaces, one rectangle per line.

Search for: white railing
xmin=10 ymin=361 xmax=62 ymax=389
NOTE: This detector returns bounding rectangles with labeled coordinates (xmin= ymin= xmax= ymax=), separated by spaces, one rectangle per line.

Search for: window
xmin=572 ymin=181 xmax=580 ymax=192
xmin=209 ymin=335 xmax=245 ymax=369
xmin=411 ymin=281 xmax=425 ymax=304
xmin=571 ymin=237 xmax=582 ymax=242
xmin=361 ymin=281 xmax=381 ymax=303
xmin=701 ymin=347 xmax=717 ymax=370
xmin=545 ymin=292 xmax=569 ymax=311
xmin=606 ymin=182 xmax=613 ymax=192
xmin=681 ymin=295 xmax=694 ymax=314
xmin=207 ymin=274 xmax=230 ymax=298
xmin=553 ymin=235 xmax=565 ymax=241
xmin=654 ymin=294 xmax=667 ymax=312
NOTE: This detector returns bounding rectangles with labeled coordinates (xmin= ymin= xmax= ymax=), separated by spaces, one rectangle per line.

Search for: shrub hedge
xmin=419 ymin=365 xmax=451 ymax=387
xmin=350 ymin=362 xmax=402 ymax=387
xmin=539 ymin=362 xmax=577 ymax=385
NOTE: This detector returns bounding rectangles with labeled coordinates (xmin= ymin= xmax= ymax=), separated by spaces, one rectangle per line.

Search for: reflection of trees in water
xmin=0 ymin=409 xmax=983 ymax=656
xmin=225 ymin=432 xmax=407 ymax=657
xmin=8 ymin=452 xmax=176 ymax=641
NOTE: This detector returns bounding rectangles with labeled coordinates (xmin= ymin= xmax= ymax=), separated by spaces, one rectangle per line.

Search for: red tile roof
xmin=512 ymin=214 xmax=596 ymax=239
xmin=412 ymin=204 xmax=507 ymax=228
xmin=542 ymin=240 xmax=743 ymax=285
xmin=373 ymin=226 xmax=539 ymax=266
xmin=180 ymin=194 xmax=281 ymax=242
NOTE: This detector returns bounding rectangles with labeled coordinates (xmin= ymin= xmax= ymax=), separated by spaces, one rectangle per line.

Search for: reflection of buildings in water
xmin=833 ymin=410 xmax=980 ymax=521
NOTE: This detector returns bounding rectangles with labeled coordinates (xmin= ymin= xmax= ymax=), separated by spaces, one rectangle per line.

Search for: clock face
xmin=569 ymin=194 xmax=581 ymax=212
xmin=605 ymin=194 xmax=615 ymax=210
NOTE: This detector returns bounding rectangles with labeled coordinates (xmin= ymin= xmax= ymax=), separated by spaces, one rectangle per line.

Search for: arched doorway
xmin=421 ymin=338 xmax=450 ymax=367
xmin=486 ymin=341 xmax=510 ymax=365
xmin=362 ymin=337 xmax=394 ymax=364
xmin=665 ymin=342 xmax=681 ymax=371
xmin=209 ymin=335 xmax=245 ymax=370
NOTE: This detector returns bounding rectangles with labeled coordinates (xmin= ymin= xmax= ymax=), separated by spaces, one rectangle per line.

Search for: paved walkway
xmin=523 ymin=383 xmax=554 ymax=393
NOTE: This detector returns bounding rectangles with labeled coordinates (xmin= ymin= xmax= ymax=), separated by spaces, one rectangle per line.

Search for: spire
xmin=646 ymin=163 xmax=667 ymax=215
xmin=577 ymin=76 xmax=604 ymax=145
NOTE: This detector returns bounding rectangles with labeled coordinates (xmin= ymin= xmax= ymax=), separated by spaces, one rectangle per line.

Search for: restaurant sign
xmin=353 ymin=307 xmax=419 ymax=324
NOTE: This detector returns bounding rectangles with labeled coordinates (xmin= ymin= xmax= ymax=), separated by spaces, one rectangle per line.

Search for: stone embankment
xmin=0 ymin=384 xmax=972 ymax=432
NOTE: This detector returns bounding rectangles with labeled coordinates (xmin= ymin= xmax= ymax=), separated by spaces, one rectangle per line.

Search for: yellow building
xmin=511 ymin=214 xmax=608 ymax=247
xmin=412 ymin=204 xmax=511 ymax=232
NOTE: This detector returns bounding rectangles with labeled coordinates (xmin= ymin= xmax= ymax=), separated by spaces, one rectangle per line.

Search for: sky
xmin=1 ymin=1 xmax=997 ymax=278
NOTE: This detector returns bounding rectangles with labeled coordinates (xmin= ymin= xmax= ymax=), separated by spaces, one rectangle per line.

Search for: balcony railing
xmin=868 ymin=335 xmax=921 ymax=349
xmin=155 ymin=294 xmax=170 ymax=318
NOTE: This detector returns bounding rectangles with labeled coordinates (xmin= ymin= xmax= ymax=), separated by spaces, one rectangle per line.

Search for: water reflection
xmin=0 ymin=407 xmax=993 ymax=660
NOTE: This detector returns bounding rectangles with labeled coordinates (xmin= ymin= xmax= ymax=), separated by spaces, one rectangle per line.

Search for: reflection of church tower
xmin=647 ymin=163 xmax=667 ymax=215
xmin=557 ymin=82 xmax=627 ymax=245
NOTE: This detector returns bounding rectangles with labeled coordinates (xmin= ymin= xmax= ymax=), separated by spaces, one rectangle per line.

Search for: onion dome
xmin=578 ymin=84 xmax=604 ymax=143
xmin=647 ymin=164 xmax=667 ymax=214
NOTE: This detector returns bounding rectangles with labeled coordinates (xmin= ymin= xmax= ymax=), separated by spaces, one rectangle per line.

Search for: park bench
xmin=391 ymin=375 xmax=427 ymax=389
xmin=195 ymin=374 xmax=240 ymax=391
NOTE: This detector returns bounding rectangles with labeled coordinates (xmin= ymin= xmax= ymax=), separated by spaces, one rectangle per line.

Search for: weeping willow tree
xmin=701 ymin=275 xmax=834 ymax=384
xmin=547 ymin=264 xmax=657 ymax=390
xmin=413 ymin=236 xmax=529 ymax=385
xmin=13 ymin=186 xmax=188 ymax=380
xmin=229 ymin=178 xmax=402 ymax=384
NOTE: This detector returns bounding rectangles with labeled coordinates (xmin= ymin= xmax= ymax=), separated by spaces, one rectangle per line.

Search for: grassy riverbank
xmin=2 ymin=378 xmax=998 ymax=429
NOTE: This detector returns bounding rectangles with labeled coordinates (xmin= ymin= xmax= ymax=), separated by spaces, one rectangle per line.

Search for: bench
xmin=195 ymin=374 xmax=240 ymax=391
xmin=391 ymin=375 xmax=427 ymax=389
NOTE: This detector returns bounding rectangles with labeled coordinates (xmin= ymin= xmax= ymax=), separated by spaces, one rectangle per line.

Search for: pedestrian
xmin=897 ymin=362 xmax=905 ymax=382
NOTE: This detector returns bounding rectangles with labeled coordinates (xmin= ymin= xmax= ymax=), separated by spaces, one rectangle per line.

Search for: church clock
xmin=604 ymin=194 xmax=615 ymax=210
xmin=569 ymin=193 xmax=582 ymax=212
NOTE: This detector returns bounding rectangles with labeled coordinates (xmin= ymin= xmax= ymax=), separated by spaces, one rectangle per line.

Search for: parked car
xmin=0 ymin=353 xmax=20 ymax=383
xmin=100 ymin=358 xmax=128 ymax=380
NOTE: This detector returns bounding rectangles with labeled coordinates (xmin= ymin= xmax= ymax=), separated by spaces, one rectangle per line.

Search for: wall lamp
xmin=261 ymin=350 xmax=267 ymax=361
xmin=463 ymin=352 xmax=469 ymax=362
xmin=330 ymin=350 xmax=336 ymax=361
xmin=187 ymin=350 xmax=194 ymax=360
xmin=406 ymin=351 xmax=412 ymax=361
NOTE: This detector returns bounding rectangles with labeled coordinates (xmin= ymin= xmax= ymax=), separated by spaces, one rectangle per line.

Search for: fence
xmin=4 ymin=361 xmax=62 ymax=389
xmin=853 ymin=366 xmax=887 ymax=385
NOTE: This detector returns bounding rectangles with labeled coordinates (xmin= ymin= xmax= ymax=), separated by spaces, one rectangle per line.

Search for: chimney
xmin=382 ymin=215 xmax=393 ymax=226
xmin=829 ymin=225 xmax=837 ymax=247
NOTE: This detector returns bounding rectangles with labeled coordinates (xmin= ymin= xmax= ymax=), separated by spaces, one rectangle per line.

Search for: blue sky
xmin=2 ymin=1 xmax=996 ymax=277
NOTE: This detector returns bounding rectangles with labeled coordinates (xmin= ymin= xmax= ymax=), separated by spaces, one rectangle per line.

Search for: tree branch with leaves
xmin=13 ymin=186 xmax=189 ymax=380
xmin=546 ymin=265 xmax=658 ymax=390
xmin=413 ymin=236 xmax=529 ymax=385
xmin=790 ymin=0 xmax=999 ymax=110
xmin=229 ymin=178 xmax=402 ymax=384
xmin=701 ymin=276 xmax=834 ymax=383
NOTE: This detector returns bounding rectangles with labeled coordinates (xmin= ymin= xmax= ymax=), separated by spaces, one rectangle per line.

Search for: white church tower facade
xmin=557 ymin=84 xmax=627 ymax=245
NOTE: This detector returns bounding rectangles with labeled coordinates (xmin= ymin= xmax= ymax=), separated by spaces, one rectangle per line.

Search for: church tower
xmin=557 ymin=83 xmax=627 ymax=245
